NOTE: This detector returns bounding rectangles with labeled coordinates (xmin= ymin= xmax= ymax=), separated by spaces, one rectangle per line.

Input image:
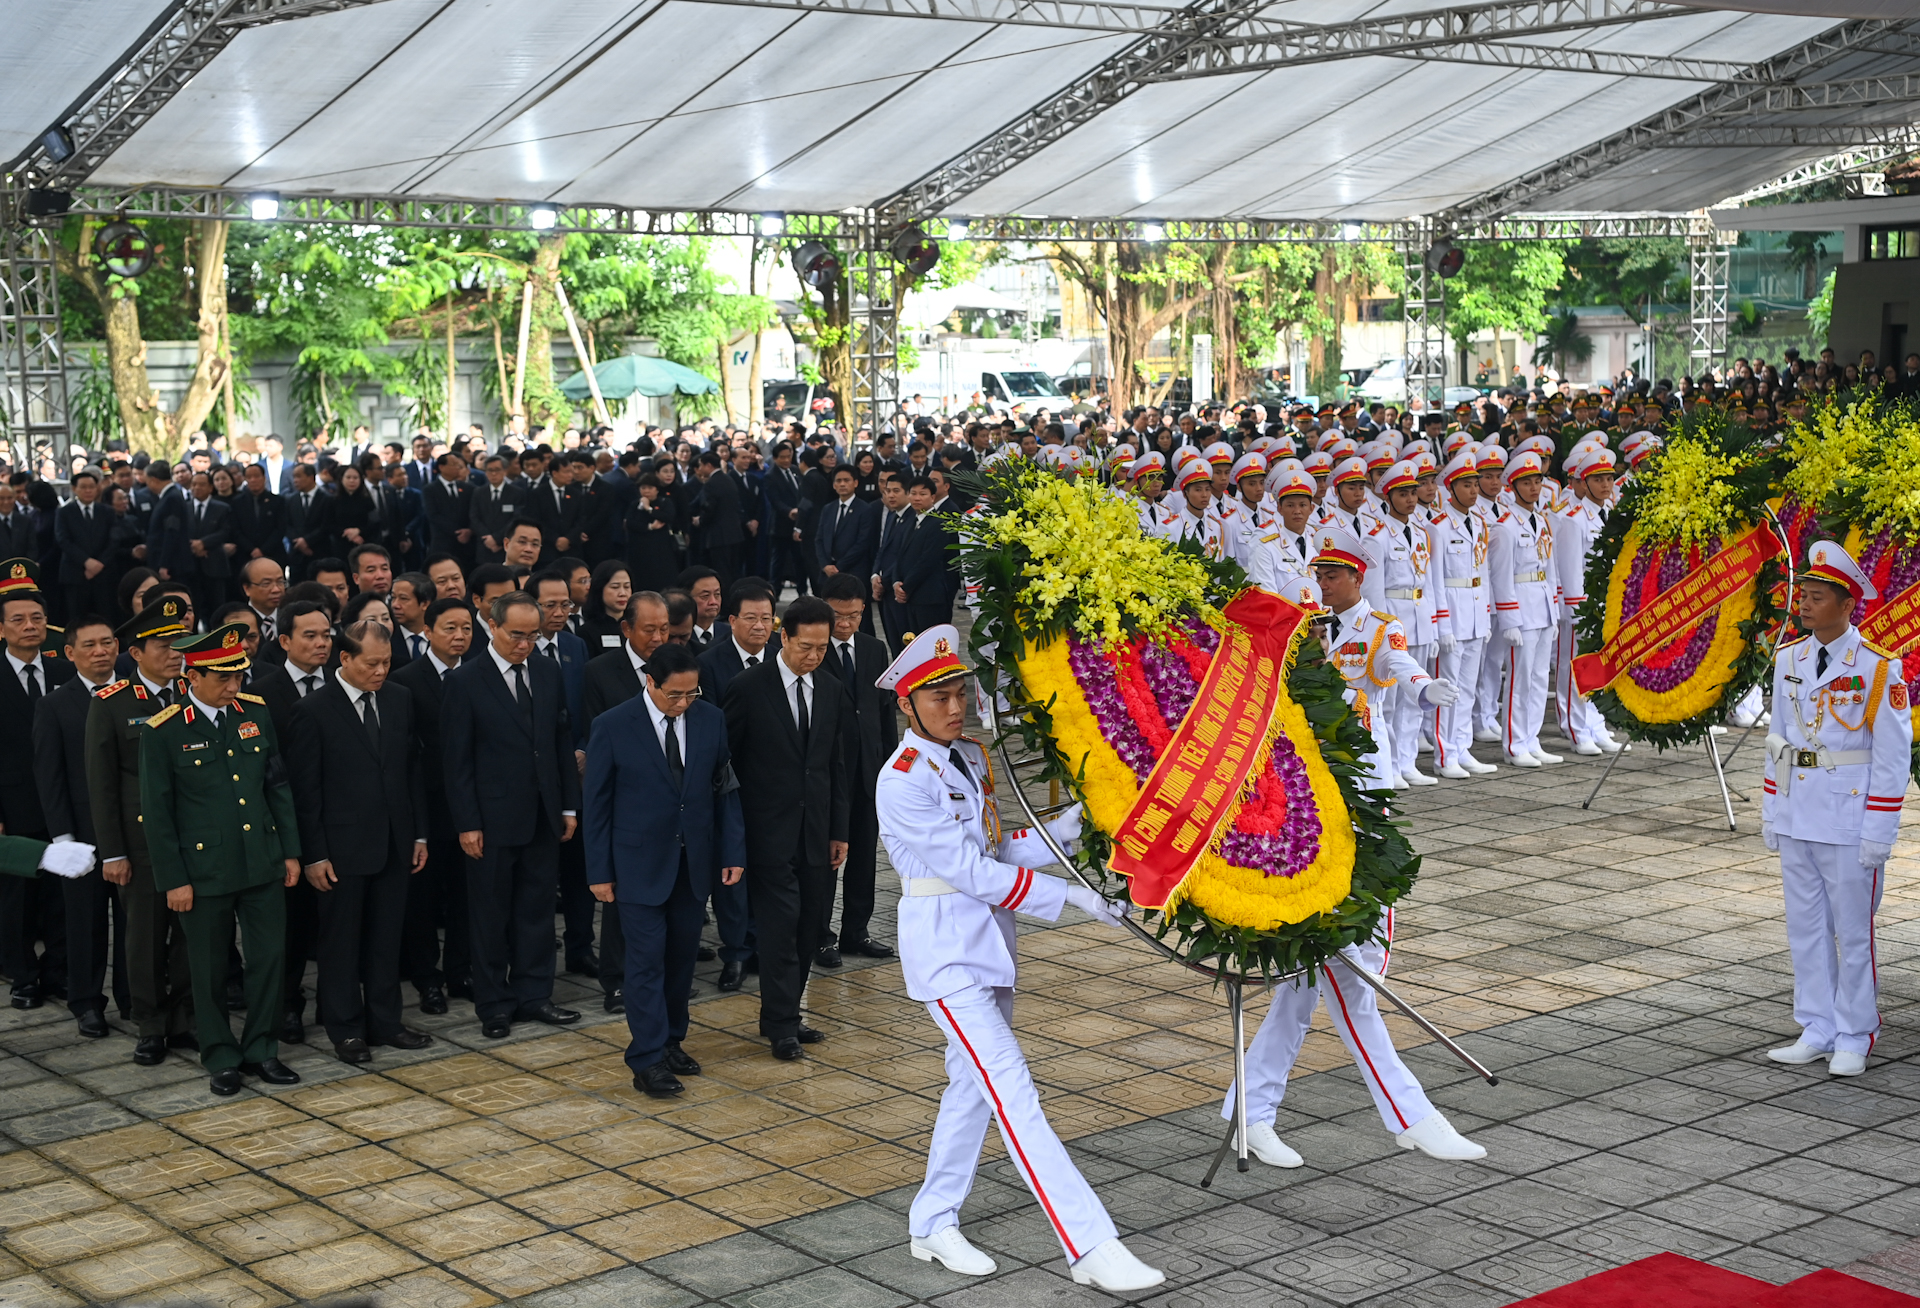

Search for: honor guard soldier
xmin=140 ymin=623 xmax=304 ymax=1096
xmin=1129 ymin=454 xmax=1179 ymax=538
xmin=1430 ymin=450 xmax=1498 ymax=778
xmin=1763 ymin=542 xmax=1910 ymax=1077
xmin=1362 ymin=461 xmax=1444 ymax=787
xmin=1165 ymin=458 xmax=1233 ymax=560
xmin=1316 ymin=456 xmax=1373 ymax=538
xmin=1470 ymin=445 xmax=1509 ymax=742
xmin=1553 ymin=448 xmax=1623 ymax=755
xmin=1489 ymin=451 xmax=1561 ymax=767
xmin=1246 ymin=468 xmax=1322 ymax=608
xmin=876 ymin=626 xmax=1164 ymax=1293
xmin=86 ymin=595 xmax=198 ymax=1066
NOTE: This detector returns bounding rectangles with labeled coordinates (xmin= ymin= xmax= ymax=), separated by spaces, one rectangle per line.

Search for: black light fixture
xmin=889 ymin=225 xmax=940 ymax=279
xmin=94 ymin=220 xmax=153 ymax=278
xmin=1425 ymin=237 xmax=1465 ymax=280
xmin=23 ymin=189 xmax=73 ymax=220
xmin=39 ymin=125 xmax=75 ymax=164
xmin=791 ymin=240 xmax=840 ymax=290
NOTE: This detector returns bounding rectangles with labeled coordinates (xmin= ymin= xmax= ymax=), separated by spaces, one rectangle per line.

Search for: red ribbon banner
xmin=1860 ymin=576 xmax=1920 ymax=657
xmin=1110 ymin=588 xmax=1310 ymax=910
xmin=1571 ymin=521 xmax=1778 ymax=697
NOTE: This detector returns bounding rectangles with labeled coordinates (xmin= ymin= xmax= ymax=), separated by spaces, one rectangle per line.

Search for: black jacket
xmin=582 ymin=647 xmax=643 ymax=739
xmin=468 ymin=480 xmax=524 ymax=560
xmin=53 ymin=501 xmax=117 ymax=583
xmin=284 ymin=487 xmax=331 ymax=562
xmin=424 ymin=478 xmax=471 ymax=555
xmin=828 ymin=632 xmax=897 ymax=783
xmin=722 ymin=654 xmax=850 ymax=869
xmin=288 ymin=680 xmax=426 ymax=872
xmin=0 ymin=653 xmax=72 ymax=835
xmin=230 ymin=490 xmax=289 ymax=565
xmin=698 ymin=633 xmax=780 ymax=707
xmin=441 ymin=651 xmax=579 ymax=844
xmin=33 ymin=673 xmax=101 ymax=843
xmin=247 ymin=661 xmax=333 ymax=743
xmin=694 ymin=469 xmax=745 ymax=548
xmin=391 ymin=654 xmax=460 ymax=842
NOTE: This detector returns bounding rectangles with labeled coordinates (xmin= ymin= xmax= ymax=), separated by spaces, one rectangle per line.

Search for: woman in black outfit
xmin=577 ymin=560 xmax=633 ymax=654
xmin=650 ymin=457 xmax=692 ymax=573
xmin=623 ymin=464 xmax=681 ymax=593
xmin=329 ymin=463 xmax=376 ymax=559
xmin=853 ymin=450 xmax=882 ymax=501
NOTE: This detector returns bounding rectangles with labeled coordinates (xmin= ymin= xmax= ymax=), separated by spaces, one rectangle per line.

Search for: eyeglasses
xmin=654 ymin=687 xmax=702 ymax=704
xmin=500 ymin=630 xmax=539 ymax=645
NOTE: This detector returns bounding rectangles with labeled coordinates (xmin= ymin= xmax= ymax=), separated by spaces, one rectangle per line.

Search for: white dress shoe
xmin=1573 ymin=742 xmax=1603 ymax=756
xmin=1245 ymin=1120 xmax=1304 ymax=1168
xmin=1708 ymin=724 xmax=1729 ymax=735
xmin=1463 ymin=757 xmax=1499 ymax=774
xmin=1597 ymin=737 xmax=1623 ymax=753
xmin=1531 ymin=749 xmax=1563 ymax=763
xmin=1397 ymin=1111 xmax=1487 ymax=1160
xmin=1473 ymin=728 xmax=1502 ymax=743
xmin=1071 ymin=1239 xmax=1165 ymax=1292
xmin=1437 ymin=763 xmax=1473 ymax=780
xmin=1505 ymin=753 xmax=1541 ymax=768
xmin=1766 ymin=1041 xmax=1832 ymax=1065
xmin=1403 ymin=769 xmax=1439 ymax=786
xmin=1830 ymin=1051 xmax=1867 ymax=1077
xmin=1391 ymin=774 xmax=1410 ymax=790
xmin=911 ymin=1226 xmax=997 ymax=1276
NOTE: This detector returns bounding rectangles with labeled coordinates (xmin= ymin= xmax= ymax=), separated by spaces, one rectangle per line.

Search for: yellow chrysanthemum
xmin=1599 ymin=523 xmax=1758 ymax=724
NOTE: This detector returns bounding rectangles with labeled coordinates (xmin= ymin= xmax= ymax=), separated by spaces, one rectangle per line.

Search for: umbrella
xmin=559 ymin=355 xmax=719 ymax=402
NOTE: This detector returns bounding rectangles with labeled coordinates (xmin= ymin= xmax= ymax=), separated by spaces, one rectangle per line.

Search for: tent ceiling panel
xmin=0 ymin=0 xmax=176 ymax=165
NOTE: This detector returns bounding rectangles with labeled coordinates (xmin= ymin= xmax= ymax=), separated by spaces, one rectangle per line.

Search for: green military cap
xmin=0 ymin=557 xmax=39 ymax=599
xmin=176 ymin=622 xmax=251 ymax=673
xmin=116 ymin=593 xmax=190 ymax=645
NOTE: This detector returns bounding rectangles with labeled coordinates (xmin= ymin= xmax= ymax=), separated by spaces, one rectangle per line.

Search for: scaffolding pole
xmin=0 ymin=195 xmax=71 ymax=474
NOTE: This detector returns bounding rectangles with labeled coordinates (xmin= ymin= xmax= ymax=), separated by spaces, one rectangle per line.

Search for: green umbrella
xmin=559 ymin=355 xmax=719 ymax=401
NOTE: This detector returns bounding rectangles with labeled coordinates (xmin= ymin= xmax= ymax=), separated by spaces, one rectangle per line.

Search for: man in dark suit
xmin=391 ymin=598 xmax=473 ymax=1014
xmin=722 ymin=597 xmax=849 ymax=1060
xmin=289 ymin=620 xmax=432 ymax=1065
xmin=405 ymin=436 xmax=435 ymax=493
xmin=35 ymin=614 xmax=127 ymax=1037
xmin=526 ymin=458 xmax=580 ymax=565
xmin=284 ymin=463 xmax=331 ymax=583
xmin=692 ymin=452 xmax=745 ymax=595
xmin=425 ymin=452 xmax=475 ymax=566
xmin=763 ymin=442 xmax=808 ymax=597
xmin=0 ymin=484 xmax=36 ymax=562
xmin=695 ymin=578 xmax=776 ymax=991
xmin=0 ymin=565 xmax=73 ymax=1007
xmin=469 ymin=454 xmax=524 ymax=564
xmin=379 ymin=462 xmax=427 ymax=568
xmin=677 ymin=566 xmax=729 ymax=653
xmin=442 ymin=590 xmax=581 ymax=1037
xmin=532 ymin=569 xmax=595 ymax=975
xmin=231 ymin=463 xmax=289 ymax=574
xmin=815 ymin=574 xmax=896 ymax=968
xmin=144 ymin=463 xmax=193 ymax=583
xmin=585 ymin=641 xmax=744 ymax=1097
xmin=892 ymin=476 xmax=956 ymax=639
xmin=54 ymin=469 xmax=118 ymax=624
xmin=814 ymin=466 xmax=878 ymax=628
xmin=870 ymin=473 xmax=913 ymax=654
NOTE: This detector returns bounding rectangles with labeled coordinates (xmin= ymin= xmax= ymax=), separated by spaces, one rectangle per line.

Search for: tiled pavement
xmin=3 ymin=734 xmax=1919 ymax=1307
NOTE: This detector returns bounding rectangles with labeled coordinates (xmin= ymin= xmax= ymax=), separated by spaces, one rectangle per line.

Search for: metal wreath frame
xmin=990 ymin=732 xmax=1498 ymax=1185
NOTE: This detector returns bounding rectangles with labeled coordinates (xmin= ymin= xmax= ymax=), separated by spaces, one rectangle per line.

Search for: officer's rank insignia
xmin=132 ymin=684 xmax=148 ymax=700
xmin=1893 ymin=683 xmax=1908 ymax=711
xmin=239 ymin=721 xmax=261 ymax=739
xmin=144 ymin=703 xmax=181 ymax=729
xmin=893 ymin=747 xmax=920 ymax=773
xmin=237 ymin=692 xmax=264 ymax=705
xmin=1388 ymin=632 xmax=1408 ymax=651
xmin=96 ymin=679 xmax=129 ymax=698
xmin=934 ymin=637 xmax=952 ymax=657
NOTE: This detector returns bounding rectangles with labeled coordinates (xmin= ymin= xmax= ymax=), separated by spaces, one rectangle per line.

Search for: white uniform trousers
xmin=1390 ymin=643 xmax=1435 ymax=779
xmin=912 ymin=984 xmax=1119 ymax=1261
xmin=1433 ymin=637 xmax=1487 ymax=771
xmin=1222 ymin=922 xmax=1436 ymax=1134
xmin=1552 ymin=617 xmax=1609 ymax=747
xmin=1502 ymin=626 xmax=1555 ymax=757
xmin=1475 ymin=635 xmax=1505 ymax=736
xmin=1779 ymin=836 xmax=1884 ymax=1056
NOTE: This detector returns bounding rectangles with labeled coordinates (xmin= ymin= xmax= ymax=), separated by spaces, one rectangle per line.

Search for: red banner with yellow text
xmin=1572 ymin=522 xmax=1778 ymax=697
xmin=1110 ymin=589 xmax=1310 ymax=909
xmin=1860 ymin=577 xmax=1920 ymax=657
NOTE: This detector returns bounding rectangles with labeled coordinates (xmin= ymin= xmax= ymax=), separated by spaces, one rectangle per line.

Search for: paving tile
xmin=1453 ymin=1240 xmax=1610 ymax=1298
xmin=46 ymin=1236 xmax=226 ymax=1301
xmin=1758 ymin=1214 xmax=1908 ymax=1268
xmin=1642 ymin=1182 xmax=1826 ymax=1243
xmin=1439 ymin=1179 xmax=1621 ymax=1237
xmin=1549 ymin=1210 xmax=1738 ymax=1264
xmin=1530 ymin=1152 xmax=1701 ymax=1207
xmin=1722 ymin=1156 xmax=1906 ymax=1213
xmin=519 ymin=1265 xmax=697 ymax=1308
xmin=764 ymin=1200 xmax=913 ymax=1262
xmin=448 ymin=1232 xmax=623 ymax=1297
xmin=133 ymin=1267 xmax=292 ymax=1308
xmin=9 ymin=1204 xmax=171 ymax=1267
xmin=1612 ymin=1124 xmax=1785 ymax=1181
xmin=575 ymin=1199 xmax=742 ymax=1262
xmin=1253 ymin=1177 xmax=1424 ymax=1236
xmin=1346 ymin=1207 xmax=1531 ymax=1271
xmin=1250 ymin=1236 xmax=1436 ymax=1305
xmin=2 ymin=1101 xmax=142 ymax=1144
xmin=197 ymin=1202 xmax=365 ymax=1262
xmin=140 ymin=1174 xmax=301 ymax=1229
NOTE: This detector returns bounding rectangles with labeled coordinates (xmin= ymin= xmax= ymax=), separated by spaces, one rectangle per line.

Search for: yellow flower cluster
xmin=1017 ymin=634 xmax=1354 ymax=931
xmin=1857 ymin=413 xmax=1920 ymax=541
xmin=1634 ymin=439 xmax=1751 ymax=550
xmin=1783 ymin=401 xmax=1873 ymax=511
xmin=973 ymin=476 xmax=1218 ymax=647
xmin=1599 ymin=524 xmax=1758 ymax=724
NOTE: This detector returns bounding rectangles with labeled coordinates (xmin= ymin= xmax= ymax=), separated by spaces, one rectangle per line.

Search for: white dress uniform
xmin=1470 ymin=493 xmax=1507 ymax=738
xmin=1136 ymin=495 xmax=1180 ymax=539
xmin=1362 ymin=493 xmax=1443 ymax=784
xmin=1321 ymin=599 xmax=1436 ymax=790
xmin=1552 ymin=496 xmax=1615 ymax=751
xmin=1489 ymin=487 xmax=1559 ymax=762
xmin=1430 ymin=500 xmax=1492 ymax=773
xmin=1165 ymin=502 xmax=1233 ymax=560
xmin=1763 ymin=585 xmax=1910 ymax=1065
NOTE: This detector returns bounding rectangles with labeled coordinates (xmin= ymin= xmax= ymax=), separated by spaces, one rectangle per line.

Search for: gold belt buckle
xmin=1412 ymin=588 xmax=1423 ymax=600
xmin=1794 ymin=749 xmax=1819 ymax=768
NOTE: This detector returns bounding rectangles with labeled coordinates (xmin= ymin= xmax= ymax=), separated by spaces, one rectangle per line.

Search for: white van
xmin=979 ymin=368 xmax=1073 ymax=415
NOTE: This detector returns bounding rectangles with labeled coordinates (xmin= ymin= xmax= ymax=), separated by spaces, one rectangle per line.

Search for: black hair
xmin=644 ymin=641 xmax=700 ymax=684
xmin=782 ymin=596 xmax=833 ymax=636
xmin=726 ymin=579 xmax=775 ymax=619
xmin=425 ymin=597 xmax=472 ymax=630
xmin=277 ymin=600 xmax=331 ymax=638
xmin=819 ymin=573 xmax=867 ymax=603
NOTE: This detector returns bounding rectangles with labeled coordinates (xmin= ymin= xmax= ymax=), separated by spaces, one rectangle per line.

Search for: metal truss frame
xmin=848 ymin=238 xmax=902 ymax=436
xmin=1688 ymin=225 xmax=1731 ymax=373
xmin=1714 ymin=133 xmax=1920 ymax=206
xmin=1400 ymin=221 xmax=1447 ymax=409
xmin=1663 ymin=123 xmax=1920 ymax=150
xmin=0 ymin=198 xmax=72 ymax=469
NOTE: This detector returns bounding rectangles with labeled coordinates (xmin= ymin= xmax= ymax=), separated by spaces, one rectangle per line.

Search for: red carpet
xmin=1512 ymin=1254 xmax=1920 ymax=1307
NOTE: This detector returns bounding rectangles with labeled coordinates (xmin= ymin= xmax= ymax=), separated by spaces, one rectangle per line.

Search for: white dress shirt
xmin=776 ymin=655 xmax=812 ymax=730
xmin=6 ymin=649 xmax=49 ymax=697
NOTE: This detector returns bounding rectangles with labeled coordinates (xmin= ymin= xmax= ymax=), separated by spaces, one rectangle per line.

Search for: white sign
xmin=1192 ymin=334 xmax=1213 ymax=406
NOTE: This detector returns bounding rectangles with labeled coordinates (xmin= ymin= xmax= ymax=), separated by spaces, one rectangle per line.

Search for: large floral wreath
xmin=957 ymin=462 xmax=1416 ymax=979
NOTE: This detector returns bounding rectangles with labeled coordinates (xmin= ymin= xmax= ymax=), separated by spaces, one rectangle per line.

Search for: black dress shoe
xmin=447 ymin=979 xmax=475 ymax=1000
xmin=718 ymin=963 xmax=743 ymax=992
xmin=76 ymin=1010 xmax=109 ymax=1039
xmin=770 ymin=1036 xmax=805 ymax=1061
xmin=278 ymin=1011 xmax=306 ymax=1044
xmin=696 ymin=945 xmax=717 ymax=962
xmin=663 ymin=1042 xmax=701 ymax=1076
xmin=632 ymin=1062 xmax=685 ymax=1098
xmin=565 ymin=952 xmax=599 ymax=977
xmin=166 ymin=1032 xmax=200 ymax=1051
xmin=416 ymin=985 xmax=448 ymax=1016
xmin=333 ymin=1038 xmax=372 ymax=1065
xmin=846 ymin=937 xmax=896 ymax=959
xmin=795 ymin=1024 xmax=826 ymax=1045
xmin=10 ymin=985 xmax=42 ymax=1011
xmin=241 ymin=1058 xmax=301 ymax=1085
xmin=603 ymin=992 xmax=625 ymax=1014
xmin=814 ymin=946 xmax=843 ymax=969
xmin=133 ymin=1036 xmax=167 ymax=1066
xmin=515 ymin=1002 xmax=579 ymax=1026
xmin=209 ymin=1068 xmax=244 ymax=1096
xmin=481 ymin=1016 xmax=511 ymax=1039
xmin=380 ymin=1027 xmax=433 ymax=1050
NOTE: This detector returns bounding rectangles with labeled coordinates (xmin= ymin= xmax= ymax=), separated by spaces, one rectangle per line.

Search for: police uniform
xmin=1763 ymin=543 xmax=1911 ymax=1076
xmin=1362 ymin=462 xmax=1443 ymax=786
xmin=876 ymin=627 xmax=1161 ymax=1292
xmin=1430 ymin=453 xmax=1496 ymax=777
xmin=85 ymin=597 xmax=198 ymax=1056
xmin=140 ymin=623 xmax=303 ymax=1089
xmin=1488 ymin=453 xmax=1560 ymax=765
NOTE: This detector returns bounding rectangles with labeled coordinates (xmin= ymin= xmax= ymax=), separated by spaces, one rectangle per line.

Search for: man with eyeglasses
xmin=815 ymin=574 xmax=895 ymax=970
xmin=442 ymin=590 xmax=580 ymax=1038
xmin=240 ymin=559 xmax=288 ymax=666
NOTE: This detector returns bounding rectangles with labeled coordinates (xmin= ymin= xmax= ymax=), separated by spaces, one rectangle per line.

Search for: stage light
xmin=39 ymin=125 xmax=75 ymax=164
xmin=1340 ymin=222 xmax=1363 ymax=242
xmin=94 ymin=220 xmax=153 ymax=277
xmin=528 ymin=205 xmax=558 ymax=231
xmin=1139 ymin=221 xmax=1165 ymax=242
xmin=889 ymin=225 xmax=940 ymax=278
xmin=23 ymin=190 xmax=73 ymax=220
xmin=790 ymin=240 xmax=841 ymax=290
xmin=758 ymin=213 xmax=785 ymax=238
xmin=248 ymin=192 xmax=280 ymax=221
xmin=946 ymin=219 xmax=970 ymax=242
xmin=1424 ymin=238 xmax=1465 ymax=280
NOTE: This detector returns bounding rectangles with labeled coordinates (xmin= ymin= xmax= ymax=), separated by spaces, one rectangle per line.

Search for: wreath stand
xmin=994 ymin=738 xmax=1501 ymax=1189
xmin=1580 ymin=506 xmax=1797 ymax=834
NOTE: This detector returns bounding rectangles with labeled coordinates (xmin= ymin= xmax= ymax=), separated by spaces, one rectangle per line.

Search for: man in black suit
xmin=179 ymin=472 xmax=234 ymax=618
xmin=35 ymin=614 xmax=127 ymax=1037
xmin=469 ymin=454 xmax=524 ymax=564
xmin=892 ymin=476 xmax=957 ymax=640
xmin=532 ymin=570 xmax=595 ymax=976
xmin=564 ymin=451 xmax=614 ymax=565
xmin=425 ymin=452 xmax=475 ymax=566
xmin=677 ymin=566 xmax=729 ymax=653
xmin=405 ymin=435 xmax=435 ymax=493
xmin=284 ymin=463 xmax=330 ymax=583
xmin=442 ymin=590 xmax=582 ymax=1037
xmin=870 ymin=473 xmax=913 ymax=654
xmin=722 ymin=597 xmax=850 ymax=1060
xmin=231 ymin=464 xmax=289 ymax=573
xmin=692 ymin=452 xmax=745 ymax=595
xmin=54 ymin=469 xmax=118 ymax=624
xmin=585 ymin=641 xmax=745 ymax=1097
xmin=0 ymin=484 xmax=38 ymax=561
xmin=289 ymin=620 xmax=432 ymax=1065
xmin=815 ymin=575 xmax=896 ymax=968
xmin=526 ymin=456 xmax=580 ymax=565
xmin=391 ymin=598 xmax=473 ymax=1015
xmin=0 ymin=566 xmax=73 ymax=1007
xmin=814 ymin=466 xmax=879 ymax=631
xmin=696 ymin=579 xmax=778 ymax=706
xmin=763 ymin=442 xmax=808 ymax=597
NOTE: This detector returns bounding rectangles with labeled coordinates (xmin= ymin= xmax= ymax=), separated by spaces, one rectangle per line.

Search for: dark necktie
xmin=664 ymin=715 xmax=684 ymax=789
xmin=794 ymin=676 xmax=809 ymax=740
xmin=1403 ymin=524 xmax=1413 ymax=547
xmin=155 ymin=685 xmax=172 ymax=708
xmin=1817 ymin=647 xmax=1829 ymax=678
xmin=512 ymin=662 xmax=532 ymax=721
xmin=837 ymin=502 xmax=849 ymax=535
xmin=541 ymin=640 xmax=558 ymax=663
xmin=745 ymin=653 xmax=759 ymax=668
xmin=840 ymin=641 xmax=857 ymax=692
xmin=947 ymin=745 xmax=973 ymax=787
xmin=1599 ymin=506 xmax=1609 ymax=524
xmin=360 ymin=690 xmax=380 ymax=748
xmin=1528 ymin=512 xmax=1539 ymax=535
xmin=1328 ymin=617 xmax=1342 ymax=647
xmin=300 ymin=673 xmax=319 ymax=697
xmin=23 ymin=662 xmax=40 ymax=704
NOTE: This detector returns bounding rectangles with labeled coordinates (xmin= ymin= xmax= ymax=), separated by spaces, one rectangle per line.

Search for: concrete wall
xmin=1828 ymin=261 xmax=1920 ymax=368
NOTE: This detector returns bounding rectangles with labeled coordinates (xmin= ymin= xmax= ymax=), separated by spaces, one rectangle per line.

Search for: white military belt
xmin=1443 ymin=576 xmax=1481 ymax=588
xmin=1514 ymin=570 xmax=1548 ymax=584
xmin=1384 ymin=587 xmax=1423 ymax=600
xmin=1767 ymin=735 xmax=1872 ymax=796
xmin=902 ymin=877 xmax=958 ymax=896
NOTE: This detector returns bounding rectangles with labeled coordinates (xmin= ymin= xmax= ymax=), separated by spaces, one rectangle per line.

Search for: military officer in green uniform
xmin=86 ymin=594 xmax=198 ymax=1067
xmin=139 ymin=622 xmax=304 ymax=1096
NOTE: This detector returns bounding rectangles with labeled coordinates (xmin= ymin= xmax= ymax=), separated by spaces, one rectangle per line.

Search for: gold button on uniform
xmin=227 ymin=750 xmax=234 ymax=756
xmin=232 ymin=775 xmax=239 ymax=781
xmin=238 ymin=799 xmax=246 ymax=806
xmin=243 ymin=824 xmax=251 ymax=831
xmin=195 ymin=843 xmax=203 ymax=850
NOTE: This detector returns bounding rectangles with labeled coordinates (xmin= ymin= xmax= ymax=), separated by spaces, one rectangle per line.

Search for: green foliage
xmin=1560 ymin=237 xmax=1685 ymax=323
xmin=1535 ymin=309 xmax=1594 ymax=372
xmin=1808 ymin=269 xmax=1837 ymax=340
xmin=1733 ymin=299 xmax=1765 ymax=338
xmin=1445 ymin=240 xmax=1569 ymax=347
xmin=68 ymin=350 xmax=122 ymax=449
xmin=57 ymin=217 xmax=202 ymax=341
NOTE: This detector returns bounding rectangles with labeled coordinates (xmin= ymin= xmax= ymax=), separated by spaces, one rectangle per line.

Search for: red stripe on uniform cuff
xmin=999 ymin=868 xmax=1032 ymax=910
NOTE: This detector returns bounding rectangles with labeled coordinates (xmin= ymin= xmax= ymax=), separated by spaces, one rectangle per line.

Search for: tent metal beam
xmin=1663 ymin=122 xmax=1920 ymax=150
xmin=1713 ymin=134 xmax=1920 ymax=206
xmin=683 ymin=0 xmax=1188 ymax=35
xmin=1147 ymin=41 xmax=1756 ymax=84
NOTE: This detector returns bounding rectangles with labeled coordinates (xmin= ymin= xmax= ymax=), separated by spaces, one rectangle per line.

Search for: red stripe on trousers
xmin=1323 ymin=969 xmax=1409 ymax=1130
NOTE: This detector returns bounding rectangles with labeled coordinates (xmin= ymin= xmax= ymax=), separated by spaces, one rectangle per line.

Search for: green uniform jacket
xmin=85 ymin=678 xmax=184 ymax=872
xmin=139 ymin=694 xmax=301 ymax=895
xmin=0 ymin=834 xmax=48 ymax=880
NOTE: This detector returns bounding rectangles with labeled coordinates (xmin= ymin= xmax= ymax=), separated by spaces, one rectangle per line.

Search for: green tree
xmin=1560 ymin=237 xmax=1684 ymax=324
xmin=1446 ymin=241 xmax=1570 ymax=377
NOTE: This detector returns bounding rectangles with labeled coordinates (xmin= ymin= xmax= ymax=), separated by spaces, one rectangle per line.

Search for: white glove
xmin=1761 ymin=820 xmax=1778 ymax=852
xmin=37 ymin=841 xmax=96 ymax=879
xmin=1500 ymin=627 xmax=1524 ymax=648
xmin=1045 ymin=802 xmax=1085 ymax=853
xmin=1859 ymin=839 xmax=1893 ymax=870
xmin=1421 ymin=678 xmax=1459 ymax=707
xmin=1063 ymin=883 xmax=1128 ymax=928
xmin=1437 ymin=634 xmax=1458 ymax=656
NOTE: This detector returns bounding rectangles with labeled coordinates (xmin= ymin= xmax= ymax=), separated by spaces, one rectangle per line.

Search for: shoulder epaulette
xmin=892 ymin=746 xmax=920 ymax=773
xmin=1366 ymin=522 xmax=1385 ymax=535
xmin=1778 ymin=633 xmax=1809 ymax=650
xmin=236 ymin=692 xmax=264 ymax=705
xmin=95 ymin=679 xmax=129 ymax=699
xmin=1370 ymin=610 xmax=1395 ymax=623
xmin=144 ymin=703 xmax=181 ymax=729
xmin=1861 ymin=639 xmax=1897 ymax=661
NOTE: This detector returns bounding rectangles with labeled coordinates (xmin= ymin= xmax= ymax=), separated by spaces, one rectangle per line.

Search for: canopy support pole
xmin=554 ymin=280 xmax=610 ymax=425
xmin=850 ymin=226 xmax=899 ymax=436
xmin=0 ymin=192 xmax=71 ymax=475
